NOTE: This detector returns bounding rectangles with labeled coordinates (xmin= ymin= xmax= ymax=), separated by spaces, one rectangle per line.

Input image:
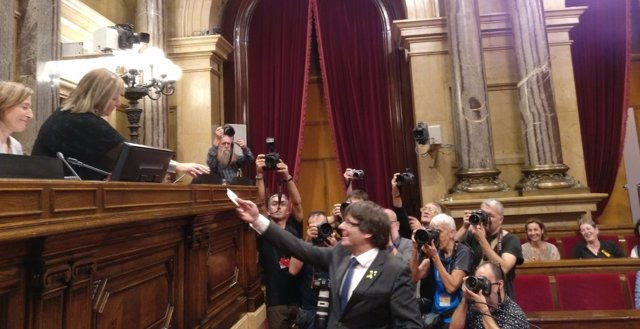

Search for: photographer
xmin=254 ymin=155 xmax=304 ymax=329
xmin=449 ymin=262 xmax=527 ymax=329
xmin=390 ymin=172 xmax=440 ymax=239
xmin=454 ymin=199 xmax=523 ymax=299
xmin=327 ymin=189 xmax=368 ymax=233
xmin=411 ymin=214 xmax=473 ymax=329
xmin=384 ymin=208 xmax=413 ymax=263
xmin=289 ymin=211 xmax=337 ymax=329
xmin=206 ymin=125 xmax=254 ymax=183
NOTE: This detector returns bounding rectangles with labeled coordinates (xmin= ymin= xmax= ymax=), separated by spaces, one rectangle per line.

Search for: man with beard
xmin=255 ymin=155 xmax=304 ymax=329
xmin=206 ymin=126 xmax=254 ymax=183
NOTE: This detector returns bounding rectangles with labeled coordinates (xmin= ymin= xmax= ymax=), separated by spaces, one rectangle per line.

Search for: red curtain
xmin=313 ymin=0 xmax=394 ymax=207
xmin=247 ymin=0 xmax=313 ymax=191
xmin=566 ymin=0 xmax=631 ymax=216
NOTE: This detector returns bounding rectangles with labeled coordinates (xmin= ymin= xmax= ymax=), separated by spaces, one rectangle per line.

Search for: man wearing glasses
xmin=235 ymin=199 xmax=422 ymax=329
xmin=449 ymin=262 xmax=527 ymax=329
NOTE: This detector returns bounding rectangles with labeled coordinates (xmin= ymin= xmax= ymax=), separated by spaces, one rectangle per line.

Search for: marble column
xmin=445 ymin=0 xmax=509 ymax=193
xmin=509 ymin=0 xmax=580 ymax=191
xmin=137 ymin=0 xmax=167 ymax=148
xmin=0 ymin=0 xmax=16 ymax=80
xmin=167 ymin=35 xmax=232 ymax=166
xmin=15 ymin=0 xmax=60 ymax=154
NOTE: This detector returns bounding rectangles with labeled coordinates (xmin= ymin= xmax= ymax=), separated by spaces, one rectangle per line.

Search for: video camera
xmin=264 ymin=137 xmax=280 ymax=170
xmin=469 ymin=209 xmax=489 ymax=226
xmin=465 ymin=275 xmax=492 ymax=295
xmin=414 ymin=228 xmax=440 ymax=248
xmin=113 ymin=24 xmax=150 ymax=50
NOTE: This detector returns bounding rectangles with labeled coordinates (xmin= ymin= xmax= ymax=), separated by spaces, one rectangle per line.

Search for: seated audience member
xmin=521 ymin=218 xmax=560 ymax=261
xmin=206 ymin=125 xmax=254 ymax=183
xmin=455 ymin=198 xmax=523 ymax=299
xmin=630 ymin=221 xmax=640 ymax=258
xmin=384 ymin=208 xmax=413 ymax=263
xmin=0 ymin=81 xmax=33 ymax=154
xmin=449 ymin=262 xmax=527 ymax=329
xmin=571 ymin=218 xmax=625 ymax=259
xmin=254 ymin=154 xmax=304 ymax=329
xmin=390 ymin=172 xmax=444 ymax=238
xmin=289 ymin=211 xmax=336 ymax=329
xmin=411 ymin=213 xmax=473 ymax=328
xmin=32 ymin=68 xmax=209 ymax=180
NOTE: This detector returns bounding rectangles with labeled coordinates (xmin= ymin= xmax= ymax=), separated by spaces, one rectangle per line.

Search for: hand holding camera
xmin=264 ymin=137 xmax=281 ymax=171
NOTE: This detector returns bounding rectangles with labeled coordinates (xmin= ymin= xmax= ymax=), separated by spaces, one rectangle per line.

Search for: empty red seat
xmin=556 ymin=273 xmax=626 ymax=310
xmin=514 ymin=274 xmax=555 ymax=312
xmin=560 ymin=235 xmax=582 ymax=258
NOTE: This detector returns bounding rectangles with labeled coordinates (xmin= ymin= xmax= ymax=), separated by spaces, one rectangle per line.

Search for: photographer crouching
xmin=411 ymin=214 xmax=473 ymax=329
xmin=449 ymin=262 xmax=527 ymax=329
xmin=289 ymin=211 xmax=337 ymax=329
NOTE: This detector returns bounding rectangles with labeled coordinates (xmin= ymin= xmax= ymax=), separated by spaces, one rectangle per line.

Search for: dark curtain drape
xmin=247 ymin=0 xmax=312 ymax=192
xmin=566 ymin=0 xmax=631 ymax=217
xmin=313 ymin=0 xmax=394 ymax=207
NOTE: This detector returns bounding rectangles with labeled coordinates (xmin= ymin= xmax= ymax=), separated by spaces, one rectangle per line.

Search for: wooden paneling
xmin=0 ymin=180 xmax=260 ymax=329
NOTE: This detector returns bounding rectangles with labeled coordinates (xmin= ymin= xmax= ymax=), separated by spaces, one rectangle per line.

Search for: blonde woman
xmin=0 ymin=81 xmax=33 ymax=154
xmin=521 ymin=218 xmax=560 ymax=261
xmin=32 ymin=68 xmax=208 ymax=180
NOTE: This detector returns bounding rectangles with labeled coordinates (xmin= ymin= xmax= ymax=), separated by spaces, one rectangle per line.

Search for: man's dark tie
xmin=340 ymin=257 xmax=359 ymax=313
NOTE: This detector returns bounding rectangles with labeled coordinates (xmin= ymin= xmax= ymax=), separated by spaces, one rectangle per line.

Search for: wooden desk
xmin=0 ymin=179 xmax=261 ymax=329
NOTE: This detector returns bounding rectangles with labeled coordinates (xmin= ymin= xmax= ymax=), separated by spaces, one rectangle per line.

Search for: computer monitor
xmin=110 ymin=142 xmax=175 ymax=183
xmin=0 ymin=154 xmax=64 ymax=179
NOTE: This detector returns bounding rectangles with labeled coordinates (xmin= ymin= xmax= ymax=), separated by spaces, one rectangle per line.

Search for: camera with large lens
xmin=264 ymin=137 xmax=280 ymax=171
xmin=351 ymin=169 xmax=365 ymax=180
xmin=312 ymin=223 xmax=334 ymax=245
xmin=468 ymin=209 xmax=489 ymax=226
xmin=396 ymin=169 xmax=415 ymax=186
xmin=465 ymin=276 xmax=492 ymax=295
xmin=223 ymin=124 xmax=235 ymax=137
xmin=414 ymin=228 xmax=440 ymax=248
xmin=312 ymin=275 xmax=331 ymax=329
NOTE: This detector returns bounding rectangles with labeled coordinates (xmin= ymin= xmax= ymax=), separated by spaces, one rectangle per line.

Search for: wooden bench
xmin=515 ymin=258 xmax=640 ymax=328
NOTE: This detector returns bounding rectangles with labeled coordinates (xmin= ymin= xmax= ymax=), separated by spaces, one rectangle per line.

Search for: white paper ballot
xmin=226 ymin=188 xmax=239 ymax=206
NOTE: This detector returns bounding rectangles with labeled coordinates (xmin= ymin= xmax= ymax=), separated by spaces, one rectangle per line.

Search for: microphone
xmin=56 ymin=152 xmax=82 ymax=181
xmin=67 ymin=157 xmax=111 ymax=180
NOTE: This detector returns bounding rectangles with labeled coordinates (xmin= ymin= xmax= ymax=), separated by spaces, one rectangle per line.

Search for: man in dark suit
xmin=236 ymin=198 xmax=422 ymax=329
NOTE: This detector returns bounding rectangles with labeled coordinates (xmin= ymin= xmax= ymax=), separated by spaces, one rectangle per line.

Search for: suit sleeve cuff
xmin=249 ymin=214 xmax=270 ymax=234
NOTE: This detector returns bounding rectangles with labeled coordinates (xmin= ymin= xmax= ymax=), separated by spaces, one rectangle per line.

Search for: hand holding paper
xmin=226 ymin=188 xmax=239 ymax=206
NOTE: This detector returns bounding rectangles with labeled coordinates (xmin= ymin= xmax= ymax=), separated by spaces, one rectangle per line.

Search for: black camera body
xmin=414 ymin=228 xmax=440 ymax=248
xmin=264 ymin=137 xmax=280 ymax=171
xmin=469 ymin=209 xmax=489 ymax=226
xmin=465 ymin=276 xmax=492 ymax=295
xmin=351 ymin=169 xmax=365 ymax=180
xmin=396 ymin=169 xmax=415 ymax=186
xmin=223 ymin=124 xmax=235 ymax=137
xmin=312 ymin=223 xmax=334 ymax=245
xmin=340 ymin=202 xmax=351 ymax=214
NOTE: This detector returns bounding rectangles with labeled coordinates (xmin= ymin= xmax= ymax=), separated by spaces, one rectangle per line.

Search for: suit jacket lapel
xmin=343 ymin=250 xmax=386 ymax=313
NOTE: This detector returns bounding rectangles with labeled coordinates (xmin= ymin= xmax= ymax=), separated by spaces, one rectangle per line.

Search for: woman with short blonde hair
xmin=0 ymin=81 xmax=33 ymax=154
